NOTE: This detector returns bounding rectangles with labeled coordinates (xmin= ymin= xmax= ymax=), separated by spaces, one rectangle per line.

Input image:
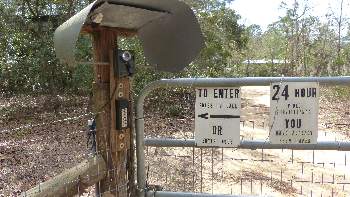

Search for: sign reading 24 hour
xmin=269 ymin=82 xmax=319 ymax=144
xmin=195 ymin=87 xmax=241 ymax=147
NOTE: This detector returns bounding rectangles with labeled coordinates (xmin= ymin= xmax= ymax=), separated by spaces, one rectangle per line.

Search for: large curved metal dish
xmin=54 ymin=0 xmax=204 ymax=72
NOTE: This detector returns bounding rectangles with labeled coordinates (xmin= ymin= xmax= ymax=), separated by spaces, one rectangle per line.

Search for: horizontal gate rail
xmin=146 ymin=191 xmax=263 ymax=197
xmin=144 ymin=138 xmax=350 ymax=151
xmin=135 ymin=77 xmax=350 ymax=197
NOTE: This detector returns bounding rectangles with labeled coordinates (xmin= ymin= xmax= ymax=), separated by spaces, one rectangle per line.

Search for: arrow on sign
xmin=198 ymin=113 xmax=209 ymax=119
xmin=210 ymin=114 xmax=240 ymax=119
xmin=198 ymin=113 xmax=240 ymax=119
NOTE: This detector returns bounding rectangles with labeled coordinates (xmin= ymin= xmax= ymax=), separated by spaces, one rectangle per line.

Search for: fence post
xmin=92 ymin=28 xmax=132 ymax=196
xmin=53 ymin=1 xmax=204 ymax=195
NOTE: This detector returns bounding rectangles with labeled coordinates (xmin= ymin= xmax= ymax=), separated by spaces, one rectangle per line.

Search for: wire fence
xmin=1 ymin=82 xmax=350 ymax=197
xmin=0 ymin=94 xmax=131 ymax=196
xmin=142 ymin=84 xmax=350 ymax=197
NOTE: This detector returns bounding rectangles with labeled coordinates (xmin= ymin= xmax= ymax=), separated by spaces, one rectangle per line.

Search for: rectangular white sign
xmin=195 ymin=87 xmax=241 ymax=147
xmin=269 ymin=82 xmax=319 ymax=144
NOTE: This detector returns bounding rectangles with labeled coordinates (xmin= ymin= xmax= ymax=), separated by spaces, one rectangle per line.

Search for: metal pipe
xmin=139 ymin=77 xmax=350 ymax=88
xmin=144 ymin=138 xmax=350 ymax=151
xmin=135 ymin=77 xmax=350 ymax=196
xmin=145 ymin=191 xmax=259 ymax=197
xmin=135 ymin=118 xmax=146 ymax=197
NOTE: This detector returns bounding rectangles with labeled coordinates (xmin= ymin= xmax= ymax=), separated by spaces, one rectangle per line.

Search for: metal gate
xmin=135 ymin=77 xmax=350 ymax=197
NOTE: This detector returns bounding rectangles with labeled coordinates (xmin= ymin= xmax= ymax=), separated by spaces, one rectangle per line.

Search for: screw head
xmin=121 ymin=51 xmax=132 ymax=62
xmin=120 ymin=143 xmax=125 ymax=149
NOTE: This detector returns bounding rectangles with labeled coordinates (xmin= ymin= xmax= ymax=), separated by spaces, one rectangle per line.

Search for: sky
xmin=230 ymin=0 xmax=350 ymax=32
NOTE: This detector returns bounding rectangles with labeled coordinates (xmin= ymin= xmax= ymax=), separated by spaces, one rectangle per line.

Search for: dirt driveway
xmin=146 ymin=86 xmax=350 ymax=197
xmin=1 ymin=86 xmax=350 ymax=196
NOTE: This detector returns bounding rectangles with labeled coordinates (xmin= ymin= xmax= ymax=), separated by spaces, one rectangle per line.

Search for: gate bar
xmin=146 ymin=191 xmax=261 ymax=197
xmin=145 ymin=138 xmax=350 ymax=151
xmin=136 ymin=77 xmax=350 ymax=197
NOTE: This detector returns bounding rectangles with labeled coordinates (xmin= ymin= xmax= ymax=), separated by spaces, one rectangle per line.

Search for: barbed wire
xmin=1 ymin=81 xmax=119 ymax=135
xmin=3 ymin=85 xmax=350 ymax=196
xmin=0 ymin=112 xmax=95 ymax=134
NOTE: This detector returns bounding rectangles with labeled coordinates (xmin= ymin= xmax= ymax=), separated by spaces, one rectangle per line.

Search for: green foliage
xmin=166 ymin=105 xmax=184 ymax=117
xmin=2 ymin=0 xmax=350 ymax=96
xmin=186 ymin=0 xmax=247 ymax=77
xmin=0 ymin=0 xmax=247 ymax=95
xmin=0 ymin=0 xmax=92 ymax=94
xmin=322 ymin=86 xmax=350 ymax=100
xmin=243 ymin=0 xmax=350 ymax=77
xmin=331 ymin=86 xmax=350 ymax=98
xmin=70 ymin=63 xmax=94 ymax=93
xmin=125 ymin=0 xmax=247 ymax=94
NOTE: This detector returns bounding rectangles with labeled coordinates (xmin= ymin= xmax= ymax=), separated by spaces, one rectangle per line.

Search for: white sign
xmin=195 ymin=87 xmax=241 ymax=147
xmin=269 ymin=82 xmax=319 ymax=144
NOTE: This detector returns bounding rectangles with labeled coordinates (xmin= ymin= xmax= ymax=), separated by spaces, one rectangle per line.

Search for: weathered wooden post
xmin=86 ymin=27 xmax=133 ymax=195
xmin=52 ymin=0 xmax=204 ymax=196
xmin=80 ymin=25 xmax=137 ymax=196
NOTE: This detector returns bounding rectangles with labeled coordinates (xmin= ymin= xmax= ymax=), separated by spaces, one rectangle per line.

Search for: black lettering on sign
xmin=281 ymin=85 xmax=289 ymax=100
xmin=279 ymin=139 xmax=292 ymax=143
xmin=275 ymin=130 xmax=282 ymax=135
xmin=203 ymin=138 xmax=215 ymax=144
xmin=285 ymin=119 xmax=302 ymax=128
xmin=198 ymin=89 xmax=208 ymax=97
xmin=272 ymin=85 xmax=289 ymax=100
xmin=287 ymin=103 xmax=299 ymax=108
xmin=212 ymin=126 xmax=223 ymax=135
xmin=227 ymin=103 xmax=238 ymax=109
xmin=294 ymin=88 xmax=317 ymax=98
xmin=222 ymin=139 xmax=233 ymax=145
xmin=213 ymin=89 xmax=239 ymax=99
xmin=298 ymin=138 xmax=311 ymax=144
xmin=234 ymin=89 xmax=240 ymax=98
xmin=200 ymin=102 xmax=213 ymax=108
xmin=272 ymin=85 xmax=280 ymax=100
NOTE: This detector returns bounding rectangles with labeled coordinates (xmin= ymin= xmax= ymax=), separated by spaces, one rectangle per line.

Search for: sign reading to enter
xmin=195 ymin=87 xmax=241 ymax=147
xmin=269 ymin=82 xmax=319 ymax=144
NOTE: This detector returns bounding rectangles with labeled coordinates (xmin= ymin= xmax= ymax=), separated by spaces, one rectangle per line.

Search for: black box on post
xmin=113 ymin=49 xmax=135 ymax=77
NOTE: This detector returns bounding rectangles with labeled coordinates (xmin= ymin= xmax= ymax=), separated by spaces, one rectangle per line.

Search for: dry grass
xmin=1 ymin=85 xmax=350 ymax=196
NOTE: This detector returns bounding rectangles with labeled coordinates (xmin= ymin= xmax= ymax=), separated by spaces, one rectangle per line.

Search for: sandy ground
xmin=145 ymin=86 xmax=350 ymax=197
xmin=1 ymin=86 xmax=350 ymax=197
xmin=238 ymin=86 xmax=350 ymax=196
xmin=0 ymin=95 xmax=95 ymax=196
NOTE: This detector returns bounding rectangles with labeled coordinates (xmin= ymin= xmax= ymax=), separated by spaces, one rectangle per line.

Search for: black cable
xmin=93 ymin=84 xmax=118 ymax=119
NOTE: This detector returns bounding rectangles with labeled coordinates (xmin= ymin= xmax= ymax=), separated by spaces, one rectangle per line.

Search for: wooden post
xmin=109 ymin=52 xmax=130 ymax=197
xmin=92 ymin=28 xmax=134 ymax=196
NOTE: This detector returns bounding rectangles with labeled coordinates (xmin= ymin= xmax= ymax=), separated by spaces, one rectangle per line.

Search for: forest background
xmin=1 ymin=0 xmax=350 ymax=95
